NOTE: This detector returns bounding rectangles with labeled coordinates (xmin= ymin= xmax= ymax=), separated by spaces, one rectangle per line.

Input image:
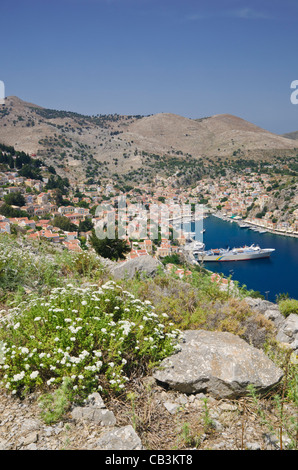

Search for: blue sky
xmin=1 ymin=0 xmax=298 ymax=133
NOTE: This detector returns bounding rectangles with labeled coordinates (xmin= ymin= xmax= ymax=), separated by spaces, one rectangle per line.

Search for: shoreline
xmin=211 ymin=212 xmax=298 ymax=239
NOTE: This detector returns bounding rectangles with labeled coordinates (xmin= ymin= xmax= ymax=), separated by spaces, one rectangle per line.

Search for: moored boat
xmin=195 ymin=244 xmax=275 ymax=262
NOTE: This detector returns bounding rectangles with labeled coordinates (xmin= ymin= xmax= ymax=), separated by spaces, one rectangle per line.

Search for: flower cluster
xmin=0 ymin=280 xmax=181 ymax=398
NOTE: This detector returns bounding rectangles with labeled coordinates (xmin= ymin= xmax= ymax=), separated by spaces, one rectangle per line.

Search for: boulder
xmin=91 ymin=425 xmax=143 ymax=450
xmin=153 ymin=330 xmax=283 ymax=398
xmin=109 ymin=255 xmax=163 ymax=280
xmin=71 ymin=392 xmax=116 ymax=426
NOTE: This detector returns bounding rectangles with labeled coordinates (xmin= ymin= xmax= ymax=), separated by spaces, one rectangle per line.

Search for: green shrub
xmin=278 ymin=299 xmax=298 ymax=317
xmin=0 ymin=281 xmax=181 ymax=399
xmin=38 ymin=376 xmax=74 ymax=424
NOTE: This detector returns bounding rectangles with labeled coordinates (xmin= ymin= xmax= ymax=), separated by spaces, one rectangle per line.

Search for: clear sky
xmin=1 ymin=0 xmax=298 ymax=134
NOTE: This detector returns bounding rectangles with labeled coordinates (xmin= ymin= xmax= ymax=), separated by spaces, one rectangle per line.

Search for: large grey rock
xmin=109 ymin=255 xmax=163 ymax=280
xmin=153 ymin=330 xmax=283 ymax=398
xmin=91 ymin=425 xmax=143 ymax=450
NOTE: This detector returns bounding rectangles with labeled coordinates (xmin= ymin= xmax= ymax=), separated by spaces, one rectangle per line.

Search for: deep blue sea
xmin=188 ymin=215 xmax=298 ymax=302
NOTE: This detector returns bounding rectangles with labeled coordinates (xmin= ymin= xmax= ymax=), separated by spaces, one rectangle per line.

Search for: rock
xmin=91 ymin=425 xmax=143 ymax=450
xmin=276 ymin=314 xmax=298 ymax=350
xmin=245 ymin=297 xmax=279 ymax=313
xmin=218 ymin=403 xmax=238 ymax=412
xmin=23 ymin=431 xmax=38 ymax=446
xmin=0 ymin=439 xmax=9 ymax=450
xmin=163 ymin=402 xmax=180 ymax=414
xmin=263 ymin=309 xmax=285 ymax=329
xmin=71 ymin=392 xmax=116 ymax=426
xmin=84 ymin=392 xmax=106 ymax=409
xmin=153 ymin=330 xmax=283 ymax=398
xmin=20 ymin=419 xmax=41 ymax=432
xmin=109 ymin=255 xmax=163 ymax=280
xmin=245 ymin=442 xmax=261 ymax=450
xmin=71 ymin=407 xmax=116 ymax=426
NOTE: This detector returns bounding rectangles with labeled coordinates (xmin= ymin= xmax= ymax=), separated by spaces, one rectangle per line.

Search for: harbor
xmin=213 ymin=212 xmax=298 ymax=239
xmin=183 ymin=215 xmax=298 ymax=302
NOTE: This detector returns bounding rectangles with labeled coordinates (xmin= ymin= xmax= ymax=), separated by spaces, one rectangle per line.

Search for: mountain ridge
xmin=0 ymin=96 xmax=297 ymax=184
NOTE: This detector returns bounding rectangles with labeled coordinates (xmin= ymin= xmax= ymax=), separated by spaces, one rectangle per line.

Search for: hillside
xmin=282 ymin=131 xmax=298 ymax=141
xmin=0 ymin=96 xmax=297 ymax=185
xmin=0 ymin=234 xmax=297 ymax=451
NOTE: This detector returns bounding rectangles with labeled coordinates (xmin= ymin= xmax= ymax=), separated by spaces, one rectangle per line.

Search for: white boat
xmin=195 ymin=244 xmax=275 ymax=262
xmin=184 ymin=240 xmax=205 ymax=254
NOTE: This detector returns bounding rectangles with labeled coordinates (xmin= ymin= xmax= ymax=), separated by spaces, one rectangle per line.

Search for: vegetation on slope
xmin=0 ymin=234 xmax=297 ymax=448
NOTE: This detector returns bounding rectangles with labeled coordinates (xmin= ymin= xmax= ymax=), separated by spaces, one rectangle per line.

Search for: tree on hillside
xmin=90 ymin=231 xmax=130 ymax=261
xmin=52 ymin=215 xmax=77 ymax=232
xmin=4 ymin=192 xmax=26 ymax=207
xmin=0 ymin=204 xmax=29 ymax=218
xmin=78 ymin=218 xmax=94 ymax=233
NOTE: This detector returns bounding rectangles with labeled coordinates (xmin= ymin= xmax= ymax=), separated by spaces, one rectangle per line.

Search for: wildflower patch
xmin=0 ymin=281 xmax=181 ymax=398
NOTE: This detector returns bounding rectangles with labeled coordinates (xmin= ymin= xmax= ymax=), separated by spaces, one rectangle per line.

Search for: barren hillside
xmin=0 ymin=96 xmax=296 ymax=184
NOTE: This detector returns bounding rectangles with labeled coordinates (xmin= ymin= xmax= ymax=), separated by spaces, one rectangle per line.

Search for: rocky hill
xmin=282 ymin=131 xmax=298 ymax=141
xmin=0 ymin=96 xmax=297 ymax=185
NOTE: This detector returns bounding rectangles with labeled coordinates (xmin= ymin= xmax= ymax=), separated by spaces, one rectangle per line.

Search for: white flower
xmin=12 ymin=371 xmax=25 ymax=381
xmin=13 ymin=322 xmax=20 ymax=330
xmin=30 ymin=371 xmax=39 ymax=379
xmin=81 ymin=300 xmax=87 ymax=306
xmin=20 ymin=347 xmax=29 ymax=354
xmin=34 ymin=317 xmax=41 ymax=321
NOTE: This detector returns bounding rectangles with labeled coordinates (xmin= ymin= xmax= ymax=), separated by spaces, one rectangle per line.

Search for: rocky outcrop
xmin=108 ymin=255 xmax=163 ymax=280
xmin=153 ymin=330 xmax=284 ymax=398
xmin=275 ymin=314 xmax=298 ymax=350
xmin=246 ymin=296 xmax=298 ymax=351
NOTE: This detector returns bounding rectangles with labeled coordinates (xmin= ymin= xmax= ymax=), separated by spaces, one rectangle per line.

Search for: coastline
xmin=211 ymin=211 xmax=298 ymax=239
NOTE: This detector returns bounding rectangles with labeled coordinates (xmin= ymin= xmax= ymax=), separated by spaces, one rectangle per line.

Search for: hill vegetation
xmin=0 ymin=234 xmax=297 ymax=450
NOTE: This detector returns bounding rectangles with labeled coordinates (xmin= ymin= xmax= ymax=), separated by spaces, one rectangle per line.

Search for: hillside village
xmin=1 ymin=129 xmax=298 ymax=453
xmin=0 ymin=152 xmax=298 ymax=262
